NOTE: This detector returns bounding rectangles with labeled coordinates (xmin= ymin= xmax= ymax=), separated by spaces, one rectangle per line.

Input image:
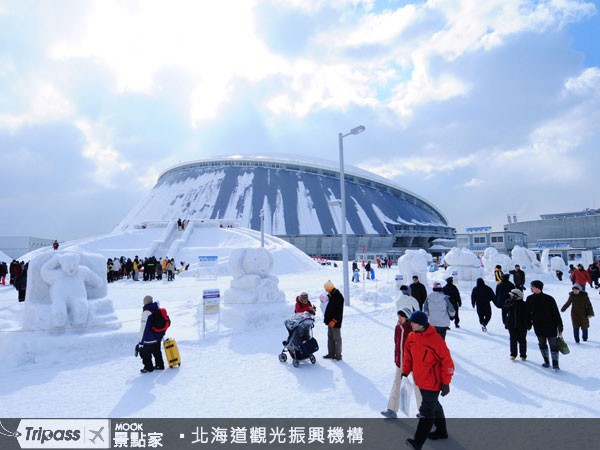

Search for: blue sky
xmin=1 ymin=0 xmax=599 ymax=241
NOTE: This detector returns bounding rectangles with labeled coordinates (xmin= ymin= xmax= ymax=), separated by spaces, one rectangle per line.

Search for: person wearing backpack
xmin=137 ymin=295 xmax=168 ymax=373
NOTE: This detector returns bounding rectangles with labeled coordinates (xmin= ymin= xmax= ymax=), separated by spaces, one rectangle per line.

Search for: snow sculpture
xmin=510 ymin=245 xmax=543 ymax=274
xmin=443 ymin=247 xmax=483 ymax=281
xmin=224 ymin=247 xmax=286 ymax=303
xmin=550 ymin=256 xmax=568 ymax=278
xmin=481 ymin=247 xmax=512 ymax=275
xmin=397 ymin=249 xmax=431 ymax=290
xmin=23 ymin=250 xmax=117 ymax=331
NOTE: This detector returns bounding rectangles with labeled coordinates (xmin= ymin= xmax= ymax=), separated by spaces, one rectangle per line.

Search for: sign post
xmin=202 ymin=288 xmax=221 ymax=340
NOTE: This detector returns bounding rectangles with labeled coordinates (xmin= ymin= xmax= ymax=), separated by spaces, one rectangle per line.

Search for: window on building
xmin=473 ymin=236 xmax=486 ymax=244
xmin=491 ymin=236 xmax=504 ymax=243
xmin=458 ymin=237 xmax=469 ymax=244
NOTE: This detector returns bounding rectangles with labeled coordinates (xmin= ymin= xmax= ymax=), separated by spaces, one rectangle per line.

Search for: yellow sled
xmin=163 ymin=338 xmax=181 ymax=368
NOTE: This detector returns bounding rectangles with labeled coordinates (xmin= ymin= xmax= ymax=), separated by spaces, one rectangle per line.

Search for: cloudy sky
xmin=1 ymin=0 xmax=599 ymax=241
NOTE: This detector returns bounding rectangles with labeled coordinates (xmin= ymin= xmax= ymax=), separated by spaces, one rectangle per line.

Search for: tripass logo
xmin=13 ymin=419 xmax=110 ymax=449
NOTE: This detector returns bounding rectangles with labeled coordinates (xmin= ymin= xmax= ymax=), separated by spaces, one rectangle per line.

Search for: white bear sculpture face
xmin=241 ymin=248 xmax=273 ymax=276
xmin=59 ymin=253 xmax=81 ymax=276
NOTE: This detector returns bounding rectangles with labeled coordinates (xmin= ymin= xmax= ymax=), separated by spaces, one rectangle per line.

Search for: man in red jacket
xmin=402 ymin=311 xmax=454 ymax=450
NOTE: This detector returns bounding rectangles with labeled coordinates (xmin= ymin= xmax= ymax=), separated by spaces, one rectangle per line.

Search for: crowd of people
xmin=375 ymin=263 xmax=596 ymax=450
xmin=106 ymin=256 xmax=189 ymax=283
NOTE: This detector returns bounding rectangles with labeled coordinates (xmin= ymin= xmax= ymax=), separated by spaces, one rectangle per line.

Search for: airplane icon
xmin=89 ymin=427 xmax=104 ymax=444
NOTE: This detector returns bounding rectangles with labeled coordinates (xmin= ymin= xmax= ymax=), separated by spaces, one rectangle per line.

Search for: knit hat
xmin=445 ymin=276 xmax=453 ymax=283
xmin=572 ymin=284 xmax=582 ymax=291
xmin=409 ymin=311 xmax=428 ymax=327
xmin=399 ymin=285 xmax=409 ymax=292
xmin=299 ymin=292 xmax=309 ymax=300
xmin=530 ymin=280 xmax=544 ymax=290
xmin=509 ymin=289 xmax=524 ymax=300
xmin=143 ymin=295 xmax=153 ymax=305
xmin=398 ymin=307 xmax=413 ymax=319
xmin=432 ymin=281 xmax=442 ymax=290
xmin=324 ymin=280 xmax=335 ymax=292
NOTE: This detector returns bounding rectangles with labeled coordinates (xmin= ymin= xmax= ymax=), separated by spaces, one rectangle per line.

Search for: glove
xmin=135 ymin=343 xmax=142 ymax=357
xmin=440 ymin=384 xmax=450 ymax=397
xmin=328 ymin=319 xmax=338 ymax=328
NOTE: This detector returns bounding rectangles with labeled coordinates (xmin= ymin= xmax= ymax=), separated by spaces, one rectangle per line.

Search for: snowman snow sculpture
xmin=224 ymin=247 xmax=285 ymax=303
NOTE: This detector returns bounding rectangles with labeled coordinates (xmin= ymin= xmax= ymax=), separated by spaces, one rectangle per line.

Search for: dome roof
xmin=116 ymin=155 xmax=448 ymax=236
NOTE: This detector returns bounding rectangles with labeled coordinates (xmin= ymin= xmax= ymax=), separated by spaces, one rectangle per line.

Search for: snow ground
xmin=1 ymin=262 xmax=598 ymax=419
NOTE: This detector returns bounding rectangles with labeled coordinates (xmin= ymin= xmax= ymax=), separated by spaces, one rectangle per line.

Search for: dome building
xmin=116 ymin=155 xmax=454 ymax=260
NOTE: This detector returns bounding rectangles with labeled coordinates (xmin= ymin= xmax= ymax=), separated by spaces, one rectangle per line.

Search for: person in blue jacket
xmin=137 ymin=295 xmax=165 ymax=373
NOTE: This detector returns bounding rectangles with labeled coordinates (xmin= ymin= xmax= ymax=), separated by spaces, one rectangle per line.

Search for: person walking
xmin=503 ymin=289 xmax=530 ymax=361
xmin=570 ymin=264 xmax=591 ymax=291
xmin=409 ymin=276 xmax=428 ymax=310
xmin=561 ymin=284 xmax=594 ymax=343
xmin=495 ymin=274 xmax=515 ymax=326
xmin=402 ymin=311 xmax=454 ymax=450
xmin=137 ymin=295 xmax=166 ymax=373
xmin=588 ymin=263 xmax=599 ymax=289
xmin=509 ymin=265 xmax=526 ymax=291
xmin=442 ymin=277 xmax=461 ymax=328
xmin=396 ymin=285 xmax=420 ymax=314
xmin=471 ymin=278 xmax=495 ymax=332
xmin=526 ymin=280 xmax=563 ymax=371
xmin=381 ymin=307 xmax=418 ymax=419
xmin=322 ymin=280 xmax=344 ymax=361
xmin=423 ymin=282 xmax=455 ymax=340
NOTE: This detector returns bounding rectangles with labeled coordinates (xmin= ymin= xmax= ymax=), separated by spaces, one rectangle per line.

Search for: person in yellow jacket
xmin=494 ymin=265 xmax=504 ymax=284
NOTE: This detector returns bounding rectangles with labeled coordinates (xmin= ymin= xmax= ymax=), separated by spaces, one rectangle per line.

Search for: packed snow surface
xmin=0 ymin=230 xmax=598 ymax=418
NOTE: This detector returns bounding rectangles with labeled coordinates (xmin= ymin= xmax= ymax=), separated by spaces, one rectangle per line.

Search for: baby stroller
xmin=278 ymin=312 xmax=319 ymax=368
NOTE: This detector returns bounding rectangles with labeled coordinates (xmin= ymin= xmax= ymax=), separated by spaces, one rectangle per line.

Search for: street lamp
xmin=260 ymin=209 xmax=265 ymax=247
xmin=338 ymin=125 xmax=365 ymax=306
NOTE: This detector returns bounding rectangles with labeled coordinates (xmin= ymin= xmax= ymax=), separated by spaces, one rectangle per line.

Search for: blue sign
xmin=199 ymin=256 xmax=218 ymax=262
xmin=536 ymin=242 xmax=570 ymax=248
xmin=466 ymin=226 xmax=492 ymax=233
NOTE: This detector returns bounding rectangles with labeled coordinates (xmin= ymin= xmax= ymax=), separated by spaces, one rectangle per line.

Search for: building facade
xmin=456 ymin=226 xmax=527 ymax=255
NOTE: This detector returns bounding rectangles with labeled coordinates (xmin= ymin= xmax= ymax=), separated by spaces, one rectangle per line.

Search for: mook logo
xmin=15 ymin=419 xmax=110 ymax=449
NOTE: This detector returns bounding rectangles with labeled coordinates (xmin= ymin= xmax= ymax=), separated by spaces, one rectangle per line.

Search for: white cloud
xmin=75 ymin=119 xmax=131 ymax=186
xmin=564 ymin=67 xmax=600 ymax=97
xmin=0 ymin=81 xmax=73 ymax=131
xmin=464 ymin=178 xmax=484 ymax=188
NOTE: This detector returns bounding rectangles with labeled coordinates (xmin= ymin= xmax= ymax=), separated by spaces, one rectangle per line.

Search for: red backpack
xmin=151 ymin=308 xmax=171 ymax=333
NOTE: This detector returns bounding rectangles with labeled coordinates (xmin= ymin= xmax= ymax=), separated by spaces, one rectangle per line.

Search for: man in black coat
xmin=503 ymin=288 xmax=531 ymax=360
xmin=526 ymin=280 xmax=563 ymax=370
xmin=509 ymin=265 xmax=526 ymax=290
xmin=323 ymin=280 xmax=344 ymax=361
xmin=409 ymin=276 xmax=428 ymax=310
xmin=442 ymin=277 xmax=461 ymax=328
xmin=471 ymin=278 xmax=495 ymax=332
xmin=495 ymin=274 xmax=515 ymax=325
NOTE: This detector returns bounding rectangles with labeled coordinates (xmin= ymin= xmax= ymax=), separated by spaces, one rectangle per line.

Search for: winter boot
xmin=551 ymin=351 xmax=560 ymax=371
xmin=405 ymin=439 xmax=422 ymax=450
xmin=540 ymin=348 xmax=550 ymax=368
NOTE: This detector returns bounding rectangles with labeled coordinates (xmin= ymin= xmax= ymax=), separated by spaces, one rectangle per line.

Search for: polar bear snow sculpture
xmin=23 ymin=250 xmax=116 ymax=331
xmin=511 ymin=245 xmax=543 ymax=274
xmin=443 ymin=247 xmax=483 ymax=281
xmin=397 ymin=249 xmax=431 ymax=291
xmin=224 ymin=247 xmax=286 ymax=304
xmin=481 ymin=247 xmax=512 ymax=276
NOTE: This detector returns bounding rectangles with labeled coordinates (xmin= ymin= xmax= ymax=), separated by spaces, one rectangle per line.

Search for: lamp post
xmin=338 ymin=125 xmax=365 ymax=306
xmin=259 ymin=209 xmax=265 ymax=247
